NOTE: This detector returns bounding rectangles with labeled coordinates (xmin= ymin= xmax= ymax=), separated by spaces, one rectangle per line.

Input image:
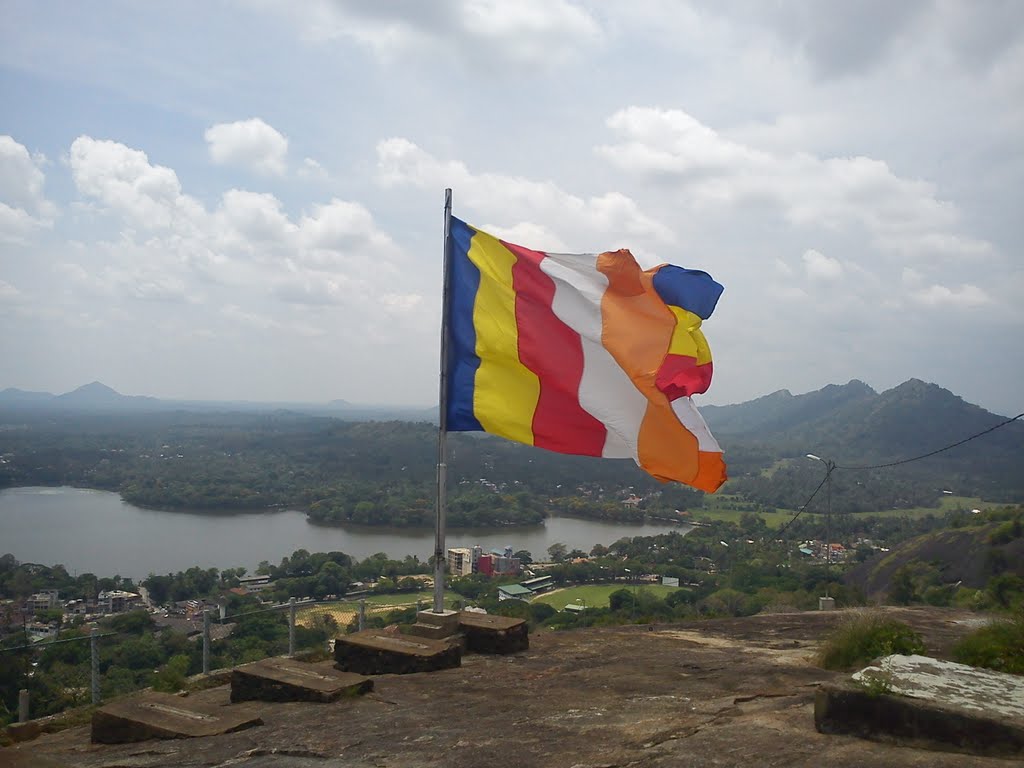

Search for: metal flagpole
xmin=432 ymin=188 xmax=453 ymax=613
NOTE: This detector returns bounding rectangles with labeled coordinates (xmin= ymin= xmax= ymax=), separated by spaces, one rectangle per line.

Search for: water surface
xmin=0 ymin=486 xmax=690 ymax=579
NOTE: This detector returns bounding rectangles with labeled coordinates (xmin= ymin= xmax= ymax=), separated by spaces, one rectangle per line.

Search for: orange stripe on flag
xmin=596 ymin=250 xmax=724 ymax=491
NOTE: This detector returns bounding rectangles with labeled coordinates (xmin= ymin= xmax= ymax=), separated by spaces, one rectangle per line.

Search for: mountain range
xmin=0 ymin=382 xmax=433 ymax=420
xmin=1 ymin=378 xmax=1020 ymax=496
xmin=703 ymin=378 xmax=1021 ymax=458
xmin=701 ymin=378 xmax=1022 ymax=506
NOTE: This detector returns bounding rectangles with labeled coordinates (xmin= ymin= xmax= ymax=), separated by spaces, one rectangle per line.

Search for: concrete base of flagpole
xmin=407 ymin=609 xmax=461 ymax=640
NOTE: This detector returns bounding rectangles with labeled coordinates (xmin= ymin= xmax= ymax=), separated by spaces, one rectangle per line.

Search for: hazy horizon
xmin=3 ymin=374 xmax=1017 ymax=418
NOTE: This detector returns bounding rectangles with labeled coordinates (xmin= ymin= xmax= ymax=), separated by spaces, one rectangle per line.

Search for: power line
xmin=777 ymin=472 xmax=829 ymax=536
xmin=835 ymin=412 xmax=1024 ymax=471
xmin=777 ymin=410 xmax=1022 ymax=538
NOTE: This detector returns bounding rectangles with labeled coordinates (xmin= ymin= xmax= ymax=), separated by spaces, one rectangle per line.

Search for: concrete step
xmin=230 ymin=657 xmax=373 ymax=703
xmin=458 ymin=611 xmax=529 ymax=654
xmin=91 ymin=691 xmax=263 ymax=744
xmin=334 ymin=629 xmax=461 ymax=675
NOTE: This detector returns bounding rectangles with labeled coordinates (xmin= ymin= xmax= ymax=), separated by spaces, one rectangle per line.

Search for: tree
xmin=608 ymin=588 xmax=635 ymax=613
xmin=514 ymin=550 xmax=533 ymax=565
xmin=547 ymin=543 xmax=568 ymax=563
xmin=888 ymin=566 xmax=917 ymax=605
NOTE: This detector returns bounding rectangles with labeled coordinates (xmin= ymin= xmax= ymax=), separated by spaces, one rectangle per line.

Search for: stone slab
xmin=415 ymin=609 xmax=460 ymax=633
xmin=458 ymin=612 xmax=529 ymax=655
xmin=816 ymin=654 xmax=1024 ymax=758
xmin=91 ymin=692 xmax=263 ymax=744
xmin=334 ymin=629 xmax=461 ymax=675
xmin=230 ymin=657 xmax=373 ymax=703
xmin=406 ymin=622 xmax=457 ymax=640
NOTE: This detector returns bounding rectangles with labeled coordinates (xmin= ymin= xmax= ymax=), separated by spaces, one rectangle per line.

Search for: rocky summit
xmin=3 ymin=607 xmax=1021 ymax=768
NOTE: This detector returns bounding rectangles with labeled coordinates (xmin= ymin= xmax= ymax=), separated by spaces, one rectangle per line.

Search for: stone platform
xmin=458 ymin=611 xmax=529 ymax=654
xmin=407 ymin=608 xmax=461 ymax=640
xmin=230 ymin=657 xmax=373 ymax=703
xmin=816 ymin=653 xmax=1024 ymax=758
xmin=91 ymin=692 xmax=263 ymax=744
xmin=334 ymin=629 xmax=461 ymax=675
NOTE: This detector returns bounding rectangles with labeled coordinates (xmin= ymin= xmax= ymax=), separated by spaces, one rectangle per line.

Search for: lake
xmin=0 ymin=486 xmax=691 ymax=580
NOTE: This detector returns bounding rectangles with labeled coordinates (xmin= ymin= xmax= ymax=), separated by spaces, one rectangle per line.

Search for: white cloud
xmin=0 ymin=135 xmax=55 ymax=241
xmin=910 ymin=283 xmax=991 ymax=308
xmin=297 ymin=157 xmax=328 ymax=180
xmin=277 ymin=0 xmax=602 ymax=68
xmin=217 ymin=189 xmax=296 ymax=249
xmin=901 ymin=267 xmax=923 ymax=285
xmin=596 ymin=107 xmax=992 ymax=259
xmin=69 ymin=136 xmax=203 ymax=231
xmin=376 ymin=137 xmax=673 ymax=247
xmin=802 ymin=249 xmax=843 ymax=280
xmin=58 ymin=135 xmax=423 ymax=348
xmin=297 ymin=199 xmax=402 ymax=267
xmin=0 ymin=279 xmax=21 ymax=301
xmin=204 ymin=118 xmax=288 ymax=176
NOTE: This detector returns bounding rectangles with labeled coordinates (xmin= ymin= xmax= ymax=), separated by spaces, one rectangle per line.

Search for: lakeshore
xmin=0 ymin=486 xmax=692 ymax=579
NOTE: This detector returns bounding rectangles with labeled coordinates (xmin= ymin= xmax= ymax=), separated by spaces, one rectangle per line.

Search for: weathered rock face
xmin=333 ymin=629 xmax=462 ymax=675
xmin=458 ymin=612 xmax=529 ymax=654
xmin=5 ymin=608 xmax=1015 ymax=768
xmin=816 ymin=654 xmax=1024 ymax=758
xmin=230 ymin=658 xmax=373 ymax=703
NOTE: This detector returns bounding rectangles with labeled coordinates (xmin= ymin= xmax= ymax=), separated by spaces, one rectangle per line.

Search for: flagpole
xmin=432 ymin=188 xmax=453 ymax=613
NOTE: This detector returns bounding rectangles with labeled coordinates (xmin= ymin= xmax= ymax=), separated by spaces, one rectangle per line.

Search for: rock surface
xmin=816 ymin=654 xmax=1024 ymax=757
xmin=5 ymin=607 xmax=1022 ymax=767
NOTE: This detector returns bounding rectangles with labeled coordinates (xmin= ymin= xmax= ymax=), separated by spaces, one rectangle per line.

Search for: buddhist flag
xmin=445 ymin=217 xmax=727 ymax=493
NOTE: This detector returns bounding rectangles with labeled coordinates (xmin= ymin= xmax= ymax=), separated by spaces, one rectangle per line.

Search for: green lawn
xmin=689 ymin=507 xmax=797 ymax=528
xmin=869 ymin=495 xmax=989 ymax=517
xmin=533 ymin=583 xmax=685 ymax=610
xmin=687 ymin=494 xmax=994 ymax=528
xmin=356 ymin=590 xmax=435 ymax=606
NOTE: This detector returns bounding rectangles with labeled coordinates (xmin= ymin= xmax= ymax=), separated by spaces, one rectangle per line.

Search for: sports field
xmin=533 ymin=583 xmax=685 ymax=610
xmin=294 ymin=589 xmax=453 ymax=628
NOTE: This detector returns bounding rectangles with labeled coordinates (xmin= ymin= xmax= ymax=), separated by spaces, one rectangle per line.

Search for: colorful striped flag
xmin=445 ymin=217 xmax=727 ymax=492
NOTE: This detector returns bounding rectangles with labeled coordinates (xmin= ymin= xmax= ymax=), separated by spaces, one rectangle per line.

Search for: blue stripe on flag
xmin=446 ymin=217 xmax=484 ymax=431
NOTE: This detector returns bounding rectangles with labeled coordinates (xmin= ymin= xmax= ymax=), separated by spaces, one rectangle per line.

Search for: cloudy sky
xmin=1 ymin=1 xmax=1021 ymax=416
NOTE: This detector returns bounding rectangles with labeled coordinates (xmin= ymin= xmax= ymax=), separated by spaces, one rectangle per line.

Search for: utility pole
xmin=807 ymin=454 xmax=836 ymax=606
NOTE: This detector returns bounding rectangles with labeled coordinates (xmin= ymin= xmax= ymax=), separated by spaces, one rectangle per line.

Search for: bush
xmin=952 ymin=615 xmax=1024 ymax=674
xmin=816 ymin=611 xmax=925 ymax=670
xmin=152 ymin=655 xmax=190 ymax=692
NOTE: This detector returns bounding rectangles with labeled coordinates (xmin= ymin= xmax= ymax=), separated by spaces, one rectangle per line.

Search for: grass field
xmin=533 ymin=583 xmax=685 ymax=611
xmin=687 ymin=494 xmax=994 ymax=529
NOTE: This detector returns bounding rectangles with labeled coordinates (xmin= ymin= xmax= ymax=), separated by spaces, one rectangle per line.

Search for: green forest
xmin=2 ymin=399 xmax=1019 ymax=531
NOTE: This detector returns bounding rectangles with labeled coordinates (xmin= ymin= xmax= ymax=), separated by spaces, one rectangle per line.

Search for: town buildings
xmin=446 ymin=545 xmax=522 ymax=578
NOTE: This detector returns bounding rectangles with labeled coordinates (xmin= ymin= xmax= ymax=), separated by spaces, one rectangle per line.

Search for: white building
xmin=447 ymin=547 xmax=474 ymax=577
xmin=97 ymin=590 xmax=141 ymax=614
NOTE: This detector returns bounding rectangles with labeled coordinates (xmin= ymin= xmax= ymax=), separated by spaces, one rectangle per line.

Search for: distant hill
xmin=0 ymin=387 xmax=55 ymax=403
xmin=702 ymin=380 xmax=877 ymax=436
xmin=706 ymin=378 xmax=1023 ymax=507
xmin=0 ymin=383 xmax=434 ymax=421
xmin=845 ymin=513 xmax=1024 ymax=599
xmin=55 ymin=381 xmax=161 ymax=408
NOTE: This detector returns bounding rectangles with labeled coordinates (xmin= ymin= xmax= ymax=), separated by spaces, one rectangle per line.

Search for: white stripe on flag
xmin=671 ymin=397 xmax=722 ymax=453
xmin=540 ymin=252 xmax=648 ymax=460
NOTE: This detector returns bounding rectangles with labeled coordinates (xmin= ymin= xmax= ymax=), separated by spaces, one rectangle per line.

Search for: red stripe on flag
xmin=656 ymin=356 xmax=713 ymax=399
xmin=505 ymin=241 xmax=606 ymax=456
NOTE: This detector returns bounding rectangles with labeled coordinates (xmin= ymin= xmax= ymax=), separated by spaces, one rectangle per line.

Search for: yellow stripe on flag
xmin=466 ymin=228 xmax=539 ymax=445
